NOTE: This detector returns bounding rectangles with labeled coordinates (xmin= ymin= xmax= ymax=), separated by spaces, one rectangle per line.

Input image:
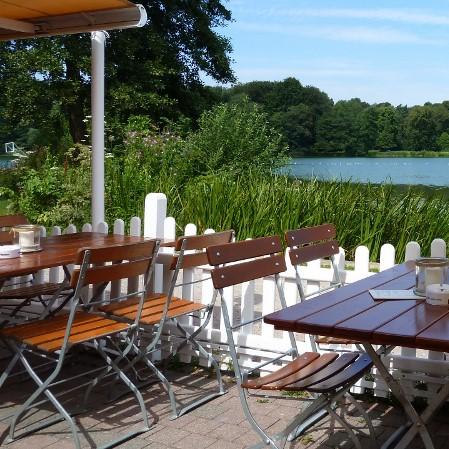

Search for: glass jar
xmin=415 ymin=257 xmax=449 ymax=296
xmin=10 ymin=225 xmax=42 ymax=253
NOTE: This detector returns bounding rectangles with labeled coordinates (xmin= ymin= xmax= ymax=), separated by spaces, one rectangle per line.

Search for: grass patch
xmin=281 ymin=390 xmax=310 ymax=399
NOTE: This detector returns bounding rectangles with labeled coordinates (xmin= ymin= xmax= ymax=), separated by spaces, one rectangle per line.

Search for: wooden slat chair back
xmin=206 ymin=236 xmax=375 ymax=449
xmin=286 ymin=224 xmax=353 ymax=351
xmin=0 ymin=214 xmax=69 ymax=326
xmin=99 ymin=229 xmax=234 ymax=420
xmin=0 ymin=239 xmax=160 ymax=449
xmin=0 ymin=214 xmax=28 ymax=244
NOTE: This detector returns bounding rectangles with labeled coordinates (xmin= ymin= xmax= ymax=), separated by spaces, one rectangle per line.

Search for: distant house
xmin=4 ymin=142 xmax=16 ymax=153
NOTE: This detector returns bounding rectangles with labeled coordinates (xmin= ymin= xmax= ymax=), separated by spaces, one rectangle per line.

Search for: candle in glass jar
xmin=426 ymin=267 xmax=444 ymax=287
xmin=426 ymin=283 xmax=449 ymax=306
xmin=19 ymin=231 xmax=35 ymax=249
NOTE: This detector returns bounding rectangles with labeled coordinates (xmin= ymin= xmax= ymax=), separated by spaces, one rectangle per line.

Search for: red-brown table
xmin=0 ymin=232 xmax=153 ymax=320
xmin=265 ymin=261 xmax=449 ymax=449
xmin=0 ymin=232 xmax=149 ymax=278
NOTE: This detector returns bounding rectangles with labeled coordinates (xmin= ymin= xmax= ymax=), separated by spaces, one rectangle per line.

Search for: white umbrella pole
xmin=91 ymin=31 xmax=106 ymax=227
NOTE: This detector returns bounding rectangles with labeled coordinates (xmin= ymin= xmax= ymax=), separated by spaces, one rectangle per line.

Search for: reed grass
xmin=172 ymin=172 xmax=449 ymax=261
xmin=106 ymin=162 xmax=449 ymax=261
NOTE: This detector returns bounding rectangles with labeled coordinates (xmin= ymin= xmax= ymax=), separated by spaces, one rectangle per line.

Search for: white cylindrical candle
xmin=19 ymin=230 xmax=35 ymax=249
xmin=425 ymin=267 xmax=444 ymax=287
xmin=426 ymin=284 xmax=449 ymax=306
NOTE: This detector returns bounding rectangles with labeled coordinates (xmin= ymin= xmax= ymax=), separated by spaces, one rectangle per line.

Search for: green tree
xmin=271 ymin=104 xmax=314 ymax=152
xmin=178 ymin=98 xmax=289 ymax=178
xmin=314 ymin=99 xmax=369 ymax=155
xmin=0 ymin=1 xmax=234 ymax=147
xmin=358 ymin=106 xmax=378 ymax=152
xmin=437 ymin=132 xmax=449 ymax=151
xmin=228 ymin=78 xmax=332 ymax=153
xmin=376 ymin=105 xmax=399 ymax=151
xmin=404 ymin=106 xmax=438 ymax=151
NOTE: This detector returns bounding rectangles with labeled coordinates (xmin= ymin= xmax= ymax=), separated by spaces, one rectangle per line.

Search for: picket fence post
xmin=144 ymin=193 xmax=167 ymax=293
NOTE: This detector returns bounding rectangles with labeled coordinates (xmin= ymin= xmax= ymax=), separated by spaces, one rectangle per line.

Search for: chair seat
xmin=0 ymin=311 xmax=129 ymax=352
xmin=316 ymin=336 xmax=356 ymax=345
xmin=0 ymin=283 xmax=67 ymax=300
xmin=241 ymin=352 xmax=372 ymax=394
xmin=100 ymin=294 xmax=206 ymax=325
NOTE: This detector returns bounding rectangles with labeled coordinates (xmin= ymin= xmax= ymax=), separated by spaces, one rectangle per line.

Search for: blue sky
xmin=214 ymin=0 xmax=449 ymax=106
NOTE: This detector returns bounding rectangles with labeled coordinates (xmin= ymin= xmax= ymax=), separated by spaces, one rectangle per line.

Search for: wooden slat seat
xmin=0 ymin=282 xmax=67 ymax=300
xmin=264 ymin=353 xmax=339 ymax=390
xmin=0 ymin=311 xmax=129 ymax=352
xmin=241 ymin=352 xmax=371 ymax=394
xmin=306 ymin=354 xmax=373 ymax=393
xmin=240 ymin=352 xmax=321 ymax=389
xmin=100 ymin=294 xmax=206 ymax=325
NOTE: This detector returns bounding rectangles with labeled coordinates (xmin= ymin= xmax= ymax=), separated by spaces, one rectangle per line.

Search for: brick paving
xmin=0 ymin=352 xmax=448 ymax=449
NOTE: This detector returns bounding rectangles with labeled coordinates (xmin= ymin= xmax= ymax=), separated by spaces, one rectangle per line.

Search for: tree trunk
xmin=65 ymin=59 xmax=86 ymax=144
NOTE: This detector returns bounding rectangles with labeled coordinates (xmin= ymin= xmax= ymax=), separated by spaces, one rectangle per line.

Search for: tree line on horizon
xmin=209 ymin=77 xmax=449 ymax=156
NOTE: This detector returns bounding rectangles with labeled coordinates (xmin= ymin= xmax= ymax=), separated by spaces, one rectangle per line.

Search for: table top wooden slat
xmin=0 ymin=232 xmax=149 ymax=277
xmin=333 ymin=297 xmax=422 ymax=341
xmin=372 ymin=303 xmax=449 ymax=347
xmin=265 ymin=261 xmax=449 ymax=353
xmin=264 ymin=262 xmax=415 ymax=331
xmin=415 ymin=315 xmax=449 ymax=352
xmin=294 ymin=271 xmax=416 ymax=336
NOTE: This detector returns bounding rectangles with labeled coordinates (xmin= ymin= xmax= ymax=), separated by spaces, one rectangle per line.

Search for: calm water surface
xmin=287 ymin=157 xmax=449 ymax=187
xmin=0 ymin=158 xmax=16 ymax=169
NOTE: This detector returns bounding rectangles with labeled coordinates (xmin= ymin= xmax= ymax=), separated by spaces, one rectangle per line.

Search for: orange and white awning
xmin=0 ymin=0 xmax=146 ymax=40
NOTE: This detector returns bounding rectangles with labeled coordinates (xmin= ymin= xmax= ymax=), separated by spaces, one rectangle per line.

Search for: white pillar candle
xmin=426 ymin=284 xmax=449 ymax=306
xmin=425 ymin=267 xmax=444 ymax=287
xmin=19 ymin=230 xmax=35 ymax=249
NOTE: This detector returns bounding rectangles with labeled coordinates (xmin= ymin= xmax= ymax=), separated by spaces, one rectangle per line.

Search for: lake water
xmin=286 ymin=157 xmax=449 ymax=187
xmin=0 ymin=158 xmax=16 ymax=169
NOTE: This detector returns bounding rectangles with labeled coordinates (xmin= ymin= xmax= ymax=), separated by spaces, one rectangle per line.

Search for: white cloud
xmin=259 ymin=8 xmax=449 ymax=27
xmin=237 ymin=22 xmax=445 ymax=45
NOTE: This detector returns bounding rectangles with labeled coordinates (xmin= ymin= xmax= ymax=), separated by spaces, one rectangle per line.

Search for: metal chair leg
xmin=82 ymin=364 xmax=113 ymax=411
xmin=174 ymin=318 xmax=225 ymax=394
xmin=0 ymin=344 xmax=22 ymax=389
xmin=93 ymin=340 xmax=151 ymax=432
xmin=7 ymin=347 xmax=81 ymax=449
xmin=136 ymin=348 xmax=179 ymax=420
xmin=345 ymin=393 xmax=377 ymax=445
xmin=327 ymin=405 xmax=362 ymax=449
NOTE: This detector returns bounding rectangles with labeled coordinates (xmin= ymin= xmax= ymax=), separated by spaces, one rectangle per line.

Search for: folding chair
xmin=0 ymin=214 xmax=70 ymax=326
xmin=100 ymin=230 xmax=234 ymax=419
xmin=286 ymin=224 xmax=357 ymax=352
xmin=206 ymin=236 xmax=375 ymax=449
xmin=0 ymin=239 xmax=160 ymax=449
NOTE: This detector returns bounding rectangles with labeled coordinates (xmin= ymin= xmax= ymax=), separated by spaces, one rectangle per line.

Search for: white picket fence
xmin=13 ymin=192 xmax=449 ymax=401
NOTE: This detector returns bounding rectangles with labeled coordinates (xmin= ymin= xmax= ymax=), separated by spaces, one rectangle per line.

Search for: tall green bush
xmin=13 ymin=145 xmax=91 ymax=227
xmin=177 ymin=98 xmax=289 ymax=178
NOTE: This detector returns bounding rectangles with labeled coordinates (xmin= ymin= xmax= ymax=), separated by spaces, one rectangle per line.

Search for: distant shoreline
xmin=292 ymin=150 xmax=449 ymax=158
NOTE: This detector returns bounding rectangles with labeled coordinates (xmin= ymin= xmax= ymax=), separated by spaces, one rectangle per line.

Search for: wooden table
xmin=0 ymin=232 xmax=148 ymax=278
xmin=0 ymin=233 xmax=153 ymax=321
xmin=265 ymin=261 xmax=449 ymax=449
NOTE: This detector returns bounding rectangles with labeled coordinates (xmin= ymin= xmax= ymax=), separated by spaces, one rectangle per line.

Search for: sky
xmin=213 ymin=0 xmax=449 ymax=106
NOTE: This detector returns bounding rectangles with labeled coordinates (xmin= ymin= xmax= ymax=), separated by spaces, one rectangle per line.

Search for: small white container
xmin=10 ymin=224 xmax=42 ymax=253
xmin=0 ymin=244 xmax=20 ymax=259
xmin=415 ymin=257 xmax=449 ymax=296
xmin=426 ymin=284 xmax=449 ymax=306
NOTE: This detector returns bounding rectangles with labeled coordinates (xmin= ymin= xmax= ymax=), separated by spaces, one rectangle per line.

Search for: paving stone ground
xmin=0 ymin=352 xmax=448 ymax=449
